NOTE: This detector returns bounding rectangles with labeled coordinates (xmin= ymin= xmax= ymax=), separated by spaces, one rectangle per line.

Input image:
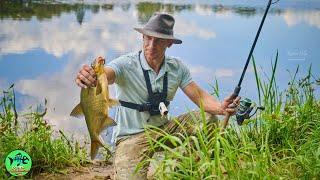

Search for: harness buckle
xmin=139 ymin=102 xmax=152 ymax=112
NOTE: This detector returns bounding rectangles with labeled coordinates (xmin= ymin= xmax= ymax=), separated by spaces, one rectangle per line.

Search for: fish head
xmin=91 ymin=56 xmax=105 ymax=74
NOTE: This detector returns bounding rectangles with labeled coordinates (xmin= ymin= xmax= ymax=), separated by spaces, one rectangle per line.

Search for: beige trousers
xmin=114 ymin=111 xmax=218 ymax=180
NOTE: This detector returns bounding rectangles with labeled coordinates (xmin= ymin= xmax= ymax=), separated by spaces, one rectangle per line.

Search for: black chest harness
xmin=119 ymin=51 xmax=170 ymax=116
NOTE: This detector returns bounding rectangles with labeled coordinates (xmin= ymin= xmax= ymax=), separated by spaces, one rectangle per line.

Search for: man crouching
xmin=75 ymin=13 xmax=240 ymax=179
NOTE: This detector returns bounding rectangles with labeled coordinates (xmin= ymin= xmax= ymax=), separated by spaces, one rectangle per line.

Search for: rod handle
xmin=221 ymin=86 xmax=241 ymax=133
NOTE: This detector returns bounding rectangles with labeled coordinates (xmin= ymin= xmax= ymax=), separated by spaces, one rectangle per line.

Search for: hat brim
xmin=134 ymin=27 xmax=182 ymax=44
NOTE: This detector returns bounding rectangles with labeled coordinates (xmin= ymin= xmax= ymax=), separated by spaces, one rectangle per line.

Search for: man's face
xmin=143 ymin=35 xmax=173 ymax=60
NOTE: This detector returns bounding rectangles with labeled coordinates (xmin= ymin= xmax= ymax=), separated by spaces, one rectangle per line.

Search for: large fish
xmin=70 ymin=57 xmax=118 ymax=160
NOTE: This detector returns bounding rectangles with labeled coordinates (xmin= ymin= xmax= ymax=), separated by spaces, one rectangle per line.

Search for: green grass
xmin=0 ymin=85 xmax=90 ymax=178
xmin=141 ymin=52 xmax=320 ymax=179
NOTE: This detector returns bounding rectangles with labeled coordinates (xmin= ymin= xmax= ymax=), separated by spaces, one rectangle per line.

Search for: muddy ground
xmin=34 ymin=161 xmax=114 ymax=180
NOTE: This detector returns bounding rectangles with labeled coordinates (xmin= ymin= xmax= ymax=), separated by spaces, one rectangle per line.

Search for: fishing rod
xmin=222 ymin=0 xmax=279 ymax=130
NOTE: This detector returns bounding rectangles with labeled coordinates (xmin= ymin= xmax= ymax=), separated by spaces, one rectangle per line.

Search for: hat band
xmin=144 ymin=27 xmax=173 ymax=36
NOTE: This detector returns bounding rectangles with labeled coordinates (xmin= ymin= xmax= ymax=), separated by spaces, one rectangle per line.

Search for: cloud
xmin=0 ymin=10 xmax=140 ymax=57
xmin=194 ymin=4 xmax=213 ymax=16
xmin=188 ymin=64 xmax=235 ymax=82
xmin=194 ymin=4 xmax=232 ymax=19
xmin=0 ymin=7 xmax=217 ymax=57
xmin=214 ymin=8 xmax=233 ymax=19
xmin=283 ymin=9 xmax=320 ymax=29
xmin=189 ymin=65 xmax=214 ymax=78
xmin=15 ymin=65 xmax=80 ymax=130
xmin=175 ymin=16 xmax=216 ymax=40
xmin=214 ymin=68 xmax=235 ymax=78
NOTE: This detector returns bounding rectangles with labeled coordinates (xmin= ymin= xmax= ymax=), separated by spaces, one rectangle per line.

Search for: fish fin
xmin=70 ymin=103 xmax=83 ymax=118
xmin=103 ymin=117 xmax=117 ymax=129
xmin=97 ymin=117 xmax=116 ymax=138
xmin=108 ymin=99 xmax=119 ymax=107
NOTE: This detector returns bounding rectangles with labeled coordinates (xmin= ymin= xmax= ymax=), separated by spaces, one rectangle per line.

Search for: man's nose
xmin=149 ymin=37 xmax=156 ymax=47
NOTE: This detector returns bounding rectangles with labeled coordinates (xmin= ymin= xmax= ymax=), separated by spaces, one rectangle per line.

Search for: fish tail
xmin=90 ymin=140 xmax=100 ymax=160
xmin=90 ymin=135 xmax=112 ymax=160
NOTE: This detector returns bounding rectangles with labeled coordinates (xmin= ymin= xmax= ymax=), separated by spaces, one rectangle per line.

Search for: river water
xmin=0 ymin=0 xmax=319 ymax=143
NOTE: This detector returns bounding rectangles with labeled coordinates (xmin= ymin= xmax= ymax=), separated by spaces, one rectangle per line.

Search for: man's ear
xmin=167 ymin=40 xmax=174 ymax=48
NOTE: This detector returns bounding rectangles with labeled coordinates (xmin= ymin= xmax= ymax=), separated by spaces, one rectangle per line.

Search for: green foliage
xmin=0 ymin=85 xmax=89 ymax=178
xmin=142 ymin=52 xmax=320 ymax=179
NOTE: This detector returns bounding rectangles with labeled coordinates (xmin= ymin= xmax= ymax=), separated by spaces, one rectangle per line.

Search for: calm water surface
xmin=0 ymin=0 xmax=319 ymax=142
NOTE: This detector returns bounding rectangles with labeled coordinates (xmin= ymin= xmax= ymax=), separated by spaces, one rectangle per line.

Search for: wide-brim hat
xmin=134 ymin=13 xmax=182 ymax=44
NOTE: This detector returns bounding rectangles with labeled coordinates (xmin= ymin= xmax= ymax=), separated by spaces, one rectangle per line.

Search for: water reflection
xmin=0 ymin=2 xmax=220 ymax=56
xmin=283 ymin=9 xmax=320 ymax=28
xmin=0 ymin=1 xmax=292 ymax=23
xmin=0 ymin=0 xmax=319 ymax=140
xmin=136 ymin=2 xmax=193 ymax=23
xmin=1 ymin=1 xmax=318 ymax=28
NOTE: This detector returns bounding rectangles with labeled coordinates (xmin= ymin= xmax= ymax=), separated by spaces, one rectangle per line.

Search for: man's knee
xmin=114 ymin=134 xmax=150 ymax=180
xmin=182 ymin=110 xmax=219 ymax=123
xmin=205 ymin=112 xmax=219 ymax=126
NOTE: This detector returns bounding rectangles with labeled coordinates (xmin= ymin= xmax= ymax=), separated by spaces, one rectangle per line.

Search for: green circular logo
xmin=5 ymin=150 xmax=32 ymax=176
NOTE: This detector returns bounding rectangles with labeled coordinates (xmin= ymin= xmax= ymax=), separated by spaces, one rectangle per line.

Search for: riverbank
xmin=1 ymin=61 xmax=319 ymax=179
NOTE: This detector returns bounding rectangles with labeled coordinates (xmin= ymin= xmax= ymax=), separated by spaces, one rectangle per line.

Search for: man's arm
xmin=182 ymin=81 xmax=240 ymax=115
xmin=104 ymin=66 xmax=116 ymax=84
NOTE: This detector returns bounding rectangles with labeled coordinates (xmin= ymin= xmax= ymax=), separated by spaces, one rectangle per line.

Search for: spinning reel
xmin=235 ymin=98 xmax=265 ymax=125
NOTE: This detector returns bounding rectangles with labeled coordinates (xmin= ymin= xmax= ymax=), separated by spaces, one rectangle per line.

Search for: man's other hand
xmin=221 ymin=94 xmax=241 ymax=116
